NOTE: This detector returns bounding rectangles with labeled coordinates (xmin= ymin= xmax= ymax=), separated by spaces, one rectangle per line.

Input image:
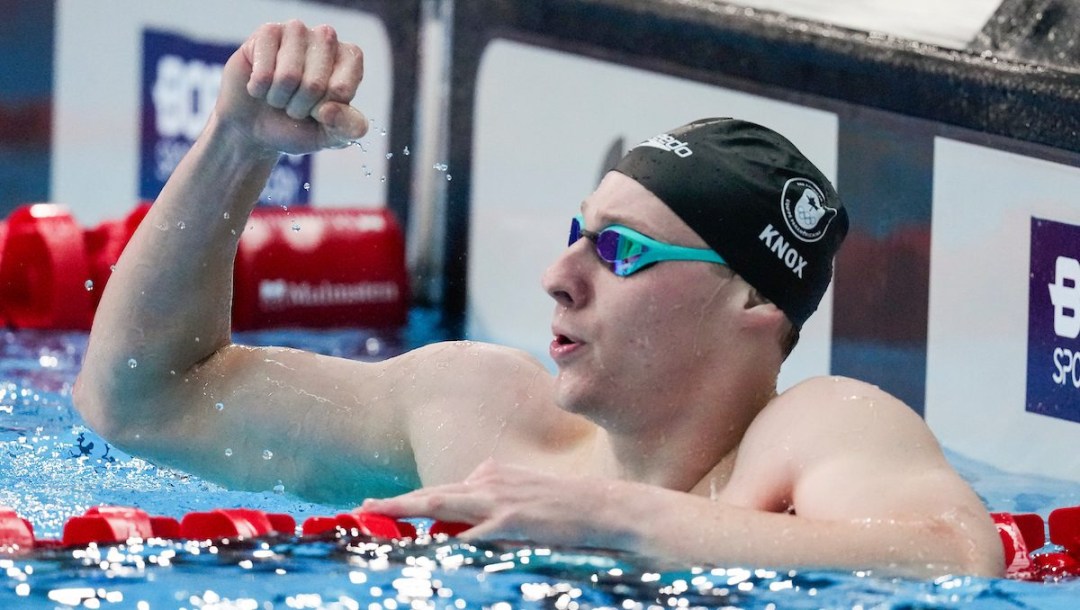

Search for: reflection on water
xmin=2 ymin=323 xmax=1080 ymax=608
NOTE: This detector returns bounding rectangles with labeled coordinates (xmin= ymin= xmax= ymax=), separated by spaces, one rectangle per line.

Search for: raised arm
xmin=73 ymin=21 xmax=419 ymax=502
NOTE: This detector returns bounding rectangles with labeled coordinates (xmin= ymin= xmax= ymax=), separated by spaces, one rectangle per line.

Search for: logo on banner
xmin=1027 ymin=217 xmax=1080 ymax=423
xmin=140 ymin=29 xmax=311 ymax=206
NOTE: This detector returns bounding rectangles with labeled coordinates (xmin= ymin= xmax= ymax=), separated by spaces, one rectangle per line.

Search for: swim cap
xmin=612 ymin=118 xmax=848 ymax=329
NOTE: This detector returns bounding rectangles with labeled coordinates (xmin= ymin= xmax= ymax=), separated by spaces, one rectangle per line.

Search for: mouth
xmin=550 ymin=331 xmax=584 ymax=361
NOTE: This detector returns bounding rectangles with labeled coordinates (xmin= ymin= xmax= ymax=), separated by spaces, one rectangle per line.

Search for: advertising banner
xmin=140 ymin=29 xmax=311 ymax=206
xmin=1027 ymin=217 xmax=1080 ymax=422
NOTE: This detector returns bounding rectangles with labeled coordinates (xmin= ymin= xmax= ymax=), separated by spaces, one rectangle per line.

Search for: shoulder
xmin=760 ymin=375 xmax=927 ymax=435
xmin=738 ymin=375 xmax=944 ymax=474
xmin=404 ymin=340 xmax=550 ymax=386
xmin=398 ymin=340 xmax=564 ymax=425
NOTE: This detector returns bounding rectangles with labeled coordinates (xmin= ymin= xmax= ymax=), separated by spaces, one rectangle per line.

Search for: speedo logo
xmin=633 ymin=133 xmax=693 ymax=158
xmin=758 ymin=224 xmax=807 ymax=278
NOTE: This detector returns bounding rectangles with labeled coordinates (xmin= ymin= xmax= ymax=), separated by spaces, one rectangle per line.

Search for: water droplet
xmin=230 ymin=229 xmax=237 ymax=236
xmin=291 ymin=223 xmax=301 ymax=232
xmin=262 ymin=449 xmax=273 ymax=460
xmin=365 ymin=337 xmax=381 ymax=355
xmin=176 ymin=221 xmax=186 ymax=230
xmin=446 ymin=174 xmax=452 ymax=181
xmin=110 ymin=264 xmax=117 ymax=272
xmin=223 ymin=212 xmax=230 ymax=220
xmin=380 ymin=128 xmax=387 ymax=136
xmin=385 ymin=152 xmax=393 ymax=160
xmin=403 ymin=146 xmax=410 ymax=156
xmin=303 ymin=182 xmax=311 ymax=191
xmin=281 ymin=205 xmax=289 ymax=213
xmin=84 ymin=280 xmax=94 ymax=291
xmin=381 ymin=176 xmax=386 ymax=183
xmin=214 ymin=402 xmax=224 ymax=411
xmin=351 ymin=139 xmax=367 ymax=152
xmin=127 ymin=358 xmax=138 ymax=369
xmin=154 ymin=222 xmax=168 ymax=232
xmin=224 ymin=448 xmax=233 ymax=457
xmin=273 ymin=481 xmax=285 ymax=494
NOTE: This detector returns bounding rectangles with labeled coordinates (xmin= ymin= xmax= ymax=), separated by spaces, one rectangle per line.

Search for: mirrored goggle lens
xmin=569 ymin=216 xmax=583 ymax=246
xmin=593 ymin=229 xmax=624 ymax=263
xmin=568 ymin=217 xmax=647 ymax=276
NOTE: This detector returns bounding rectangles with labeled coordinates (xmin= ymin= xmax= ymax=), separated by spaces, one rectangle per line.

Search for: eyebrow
xmin=579 ymin=197 xmax=666 ymax=238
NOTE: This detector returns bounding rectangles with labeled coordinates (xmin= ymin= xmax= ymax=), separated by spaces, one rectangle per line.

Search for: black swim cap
xmin=612 ymin=118 xmax=848 ymax=329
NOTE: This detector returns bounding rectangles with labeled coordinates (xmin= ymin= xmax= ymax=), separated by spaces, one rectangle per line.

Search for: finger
xmin=465 ymin=457 xmax=510 ymax=483
xmin=265 ymin=20 xmax=308 ymax=109
xmin=364 ymin=490 xmax=491 ymax=523
xmin=457 ymin=520 xmax=508 ymax=542
xmin=284 ymin=24 xmax=336 ymax=120
xmin=247 ymin=23 xmax=283 ymax=99
xmin=311 ymin=101 xmax=368 ymax=147
xmin=361 ymin=482 xmax=473 ymax=512
xmin=323 ymin=42 xmax=364 ymax=104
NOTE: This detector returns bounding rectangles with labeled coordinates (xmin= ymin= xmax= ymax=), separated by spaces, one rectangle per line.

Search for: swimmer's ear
xmin=742 ymin=285 xmax=786 ymax=325
xmin=744 ymin=286 xmax=772 ymax=309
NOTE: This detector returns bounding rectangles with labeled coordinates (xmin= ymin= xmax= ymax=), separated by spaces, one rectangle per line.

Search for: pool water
xmin=3 ymin=316 xmax=1080 ymax=609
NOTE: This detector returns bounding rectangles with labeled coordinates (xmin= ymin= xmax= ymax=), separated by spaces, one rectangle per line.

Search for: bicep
xmin=783 ymin=385 xmax=989 ymax=528
xmin=128 ymin=343 xmax=422 ymax=501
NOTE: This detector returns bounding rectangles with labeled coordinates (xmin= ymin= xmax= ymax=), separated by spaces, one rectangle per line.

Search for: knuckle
xmin=327 ymin=81 xmax=355 ymax=100
xmin=312 ymin=24 xmax=338 ymax=43
xmin=274 ymin=69 xmax=302 ymax=90
xmin=343 ymin=43 xmax=364 ymax=64
xmin=283 ymin=19 xmax=306 ymax=33
xmin=247 ymin=72 xmax=273 ymax=94
xmin=300 ymin=78 xmax=328 ymax=99
xmin=258 ymin=22 xmax=283 ymax=38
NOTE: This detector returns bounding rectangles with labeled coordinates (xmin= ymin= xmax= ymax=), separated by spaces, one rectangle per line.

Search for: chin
xmin=552 ymin=372 xmax=593 ymax=414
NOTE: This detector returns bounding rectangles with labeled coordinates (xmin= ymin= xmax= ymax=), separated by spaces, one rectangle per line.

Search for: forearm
xmin=77 ymin=115 xmax=277 ymax=428
xmin=615 ymin=487 xmax=1002 ymax=578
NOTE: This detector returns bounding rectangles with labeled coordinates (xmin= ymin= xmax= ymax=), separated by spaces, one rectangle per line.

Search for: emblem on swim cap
xmin=780 ymin=178 xmax=837 ymax=243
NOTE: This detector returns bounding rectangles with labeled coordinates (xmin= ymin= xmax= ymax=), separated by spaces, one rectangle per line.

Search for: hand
xmin=214 ymin=20 xmax=368 ymax=156
xmin=362 ymin=459 xmax=640 ymax=550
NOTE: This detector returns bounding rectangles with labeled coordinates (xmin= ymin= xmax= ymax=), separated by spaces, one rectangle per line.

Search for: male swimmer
xmin=74 ymin=21 xmax=1003 ymax=577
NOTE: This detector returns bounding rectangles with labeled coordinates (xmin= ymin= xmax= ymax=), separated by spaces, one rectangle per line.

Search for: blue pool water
xmin=3 ymin=316 xmax=1080 ymax=609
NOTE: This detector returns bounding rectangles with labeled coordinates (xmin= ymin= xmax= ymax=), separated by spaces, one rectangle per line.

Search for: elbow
xmin=72 ymin=371 xmax=137 ymax=446
xmin=929 ymin=516 xmax=1007 ymax=578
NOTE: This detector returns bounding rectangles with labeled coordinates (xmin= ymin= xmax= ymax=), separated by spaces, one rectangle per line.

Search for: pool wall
xmin=5 ymin=0 xmax=1080 ymax=481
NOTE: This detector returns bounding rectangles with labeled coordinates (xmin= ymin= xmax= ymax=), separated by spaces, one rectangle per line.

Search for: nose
xmin=542 ymin=239 xmax=592 ymax=309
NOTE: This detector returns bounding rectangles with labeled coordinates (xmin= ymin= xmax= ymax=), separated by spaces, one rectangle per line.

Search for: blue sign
xmin=140 ymin=29 xmax=311 ymax=206
xmin=1027 ymin=217 xmax=1080 ymax=423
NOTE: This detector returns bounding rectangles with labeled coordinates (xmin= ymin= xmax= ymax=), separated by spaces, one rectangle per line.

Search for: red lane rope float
xmin=0 ymin=508 xmax=35 ymax=552
xmin=991 ymin=509 xmax=1080 ymax=580
xmin=0 ymin=202 xmax=408 ymax=330
xmin=0 ymin=505 xmax=468 ymax=553
xmin=10 ymin=503 xmax=1080 ymax=581
xmin=0 ymin=204 xmax=95 ymax=330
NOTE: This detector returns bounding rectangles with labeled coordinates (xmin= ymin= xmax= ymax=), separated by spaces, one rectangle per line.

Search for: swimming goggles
xmin=569 ymin=215 xmax=727 ymax=277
